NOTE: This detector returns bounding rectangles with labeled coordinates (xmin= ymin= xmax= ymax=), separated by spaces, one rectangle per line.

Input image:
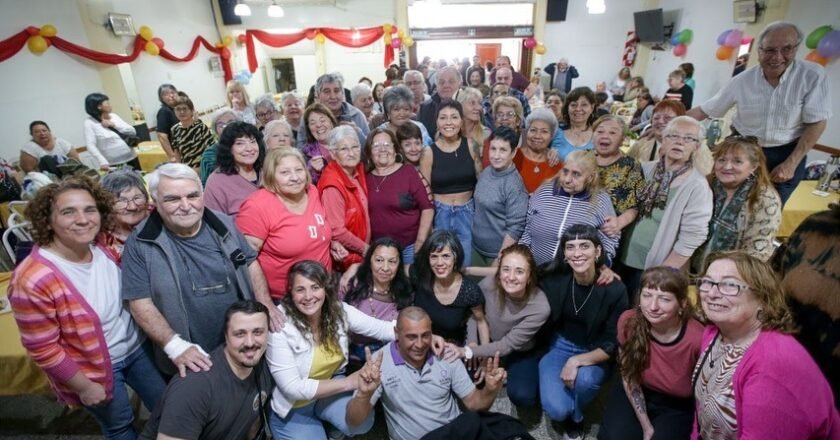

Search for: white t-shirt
xmin=41 ymin=246 xmax=142 ymax=363
xmin=21 ymin=138 xmax=74 ymax=161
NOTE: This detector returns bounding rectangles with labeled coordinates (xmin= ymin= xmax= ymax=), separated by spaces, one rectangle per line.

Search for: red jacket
xmin=317 ymin=161 xmax=369 ymax=270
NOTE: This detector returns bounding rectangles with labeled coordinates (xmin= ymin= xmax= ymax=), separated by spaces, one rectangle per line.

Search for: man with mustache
xmin=122 ymin=163 xmax=278 ymax=378
xmin=141 ymin=301 xmax=273 ymax=440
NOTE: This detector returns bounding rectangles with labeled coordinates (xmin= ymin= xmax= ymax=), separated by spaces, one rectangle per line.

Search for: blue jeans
xmin=85 ymin=342 xmax=166 ymax=440
xmin=538 ymin=335 xmax=609 ymax=423
xmin=505 ymin=350 xmax=541 ymax=408
xmin=269 ymin=389 xmax=375 ymax=440
xmin=433 ymin=199 xmax=474 ymax=266
xmin=762 ymin=140 xmax=806 ymax=206
xmin=402 ymin=243 xmax=415 ymax=265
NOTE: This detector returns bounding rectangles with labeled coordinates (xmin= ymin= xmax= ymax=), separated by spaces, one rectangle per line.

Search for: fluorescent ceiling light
xmin=267 ymin=3 xmax=284 ymax=17
xmin=587 ymin=0 xmax=606 ymax=14
xmin=234 ymin=2 xmax=252 ymax=16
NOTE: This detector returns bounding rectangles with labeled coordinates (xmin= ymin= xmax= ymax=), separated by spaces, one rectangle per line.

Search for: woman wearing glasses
xmin=617 ymin=116 xmax=713 ymax=296
xmin=627 ymin=100 xmax=685 ymax=162
xmin=98 ymin=170 xmax=151 ymax=262
xmin=480 ymin=96 xmax=523 ymax=168
xmin=693 ymin=251 xmax=839 ymax=439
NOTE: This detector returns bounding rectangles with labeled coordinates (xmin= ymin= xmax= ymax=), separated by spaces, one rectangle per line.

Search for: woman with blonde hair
xmin=225 ymin=80 xmax=256 ymax=124
xmin=457 ymin=87 xmax=491 ymax=156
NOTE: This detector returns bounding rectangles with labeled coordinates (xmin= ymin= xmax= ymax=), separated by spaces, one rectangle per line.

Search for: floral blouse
xmin=598 ymin=155 xmax=645 ymax=215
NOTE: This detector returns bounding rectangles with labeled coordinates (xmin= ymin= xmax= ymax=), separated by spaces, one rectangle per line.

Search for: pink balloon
xmin=724 ymin=30 xmax=743 ymax=48
xmin=673 ymin=43 xmax=687 ymax=57
xmin=391 ymin=38 xmax=401 ymax=49
xmin=817 ymin=30 xmax=840 ymax=58
xmin=523 ymin=37 xmax=537 ymax=49
xmin=741 ymin=36 xmax=752 ymax=45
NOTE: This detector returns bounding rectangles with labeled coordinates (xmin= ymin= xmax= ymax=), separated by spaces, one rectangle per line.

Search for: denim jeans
xmin=762 ymin=140 xmax=806 ymax=206
xmin=433 ymin=199 xmax=475 ymax=266
xmin=504 ymin=350 xmax=541 ymax=408
xmin=85 ymin=341 xmax=167 ymax=440
xmin=402 ymin=243 xmax=415 ymax=265
xmin=269 ymin=388 xmax=375 ymax=440
xmin=538 ymin=334 xmax=610 ymax=424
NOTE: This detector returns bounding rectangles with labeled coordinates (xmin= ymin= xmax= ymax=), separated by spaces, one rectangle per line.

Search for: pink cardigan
xmin=693 ymin=326 xmax=840 ymax=439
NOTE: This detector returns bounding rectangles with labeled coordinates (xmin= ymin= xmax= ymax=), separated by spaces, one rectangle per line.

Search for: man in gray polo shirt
xmin=346 ymin=307 xmax=507 ymax=440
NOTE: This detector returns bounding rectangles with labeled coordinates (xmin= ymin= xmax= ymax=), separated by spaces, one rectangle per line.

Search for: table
xmin=136 ymin=141 xmax=168 ymax=173
xmin=0 ymin=272 xmax=50 ymax=396
xmin=778 ymin=180 xmax=840 ymax=238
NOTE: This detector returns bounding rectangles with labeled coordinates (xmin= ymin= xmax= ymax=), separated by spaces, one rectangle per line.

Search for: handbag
xmin=109 ymin=126 xmax=141 ymax=147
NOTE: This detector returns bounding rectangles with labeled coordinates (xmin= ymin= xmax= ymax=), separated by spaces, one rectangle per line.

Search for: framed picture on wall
xmin=733 ymin=1 xmax=757 ymax=23
xmin=108 ymin=13 xmax=136 ymax=36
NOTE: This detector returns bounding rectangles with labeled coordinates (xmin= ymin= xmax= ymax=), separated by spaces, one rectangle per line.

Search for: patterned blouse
xmin=171 ymin=120 xmax=215 ymax=169
xmin=597 ymin=155 xmax=645 ymax=215
xmin=693 ymin=335 xmax=752 ymax=440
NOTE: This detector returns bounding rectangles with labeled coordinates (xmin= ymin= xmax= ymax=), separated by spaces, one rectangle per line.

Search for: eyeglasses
xmin=496 ymin=111 xmax=516 ymax=120
xmin=372 ymin=142 xmax=394 ymax=151
xmin=696 ymin=278 xmax=750 ymax=296
xmin=256 ymin=111 xmax=275 ymax=119
xmin=665 ymin=133 xmax=700 ymax=144
xmin=758 ymin=45 xmax=798 ymax=57
xmin=335 ymin=145 xmax=361 ymax=155
xmin=115 ymin=195 xmax=148 ymax=210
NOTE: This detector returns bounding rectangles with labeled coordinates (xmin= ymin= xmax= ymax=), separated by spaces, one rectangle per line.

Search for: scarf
xmin=637 ymin=160 xmax=693 ymax=218
xmin=706 ymin=176 xmax=754 ymax=253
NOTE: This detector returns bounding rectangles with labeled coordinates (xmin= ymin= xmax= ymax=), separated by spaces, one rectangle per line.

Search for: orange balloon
xmin=805 ymin=50 xmax=828 ymax=66
xmin=715 ymin=45 xmax=734 ymax=60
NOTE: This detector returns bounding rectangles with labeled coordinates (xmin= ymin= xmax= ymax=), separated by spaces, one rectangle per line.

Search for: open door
xmin=475 ymin=44 xmax=501 ymax=66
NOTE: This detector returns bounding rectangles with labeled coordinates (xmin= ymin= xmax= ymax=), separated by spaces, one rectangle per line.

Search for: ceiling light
xmin=587 ymin=0 xmax=606 ymax=14
xmin=267 ymin=2 xmax=284 ymax=18
xmin=234 ymin=1 xmax=251 ymax=16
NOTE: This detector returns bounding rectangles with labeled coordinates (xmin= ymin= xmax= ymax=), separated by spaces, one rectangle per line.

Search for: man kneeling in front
xmin=141 ymin=300 xmax=272 ymax=440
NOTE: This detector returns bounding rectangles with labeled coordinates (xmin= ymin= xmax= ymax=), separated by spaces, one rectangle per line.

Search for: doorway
xmin=271 ymin=58 xmax=297 ymax=93
xmin=475 ymin=44 xmax=501 ymax=67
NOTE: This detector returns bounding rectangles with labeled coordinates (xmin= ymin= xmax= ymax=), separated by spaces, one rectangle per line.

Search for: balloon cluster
xmin=805 ymin=25 xmax=840 ymax=66
xmin=523 ymin=37 xmax=546 ymax=55
xmin=383 ymin=24 xmax=414 ymax=50
xmin=139 ymin=25 xmax=165 ymax=56
xmin=715 ymin=29 xmax=748 ymax=61
xmin=26 ymin=24 xmax=57 ymax=55
xmin=670 ymin=29 xmax=693 ymax=57
xmin=215 ymin=36 xmax=233 ymax=60
xmin=234 ymin=69 xmax=253 ymax=85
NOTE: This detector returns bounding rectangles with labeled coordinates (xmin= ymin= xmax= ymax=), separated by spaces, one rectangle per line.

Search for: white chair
xmin=2 ymin=212 xmax=32 ymax=265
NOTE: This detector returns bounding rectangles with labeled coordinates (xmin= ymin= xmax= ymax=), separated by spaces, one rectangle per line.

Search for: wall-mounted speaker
xmin=546 ymin=0 xmax=569 ymax=22
xmin=218 ymin=0 xmax=243 ymax=26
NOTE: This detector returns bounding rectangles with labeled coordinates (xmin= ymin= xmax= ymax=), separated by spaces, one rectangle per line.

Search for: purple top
xmin=203 ymin=171 xmax=259 ymax=216
xmin=367 ymin=164 xmax=433 ymax=247
xmin=348 ymin=296 xmax=399 ymax=346
xmin=301 ymin=142 xmax=331 ymax=185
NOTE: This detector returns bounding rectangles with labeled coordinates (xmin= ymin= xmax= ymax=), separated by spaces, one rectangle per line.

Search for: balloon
xmin=397 ymin=30 xmax=405 ymax=39
xmin=237 ymin=34 xmax=247 ymax=44
xmin=404 ymin=37 xmax=414 ymax=48
xmin=27 ymin=36 xmax=48 ymax=55
xmin=222 ymin=35 xmax=233 ymax=46
xmin=315 ymin=33 xmax=325 ymax=44
xmin=806 ymin=25 xmax=833 ymax=49
xmin=39 ymin=24 xmax=57 ymax=37
xmin=740 ymin=36 xmax=752 ymax=45
xmin=673 ymin=43 xmax=687 ymax=57
xmin=816 ymin=30 xmax=840 ymax=58
xmin=383 ymin=24 xmax=393 ymax=34
xmin=139 ymin=25 xmax=153 ymax=41
xmin=152 ymin=37 xmax=164 ymax=49
xmin=671 ymin=34 xmax=681 ymax=45
xmin=678 ymin=29 xmax=693 ymax=44
xmin=220 ymin=48 xmax=231 ymax=60
xmin=391 ymin=38 xmax=401 ymax=49
xmin=145 ymin=40 xmax=159 ymax=56
xmin=805 ymin=50 xmax=828 ymax=66
xmin=724 ymin=29 xmax=743 ymax=48
xmin=384 ymin=34 xmax=392 ymax=45
xmin=523 ymin=37 xmax=537 ymax=49
xmin=715 ymin=45 xmax=734 ymax=60
xmin=535 ymin=44 xmax=546 ymax=55
xmin=717 ymin=29 xmax=731 ymax=46
xmin=305 ymin=29 xmax=317 ymax=40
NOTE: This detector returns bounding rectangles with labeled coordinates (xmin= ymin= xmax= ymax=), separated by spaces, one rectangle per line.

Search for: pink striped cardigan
xmin=9 ymin=245 xmax=117 ymax=405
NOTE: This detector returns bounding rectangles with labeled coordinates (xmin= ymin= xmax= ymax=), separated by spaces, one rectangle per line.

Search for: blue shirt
xmin=551 ymin=129 xmax=593 ymax=160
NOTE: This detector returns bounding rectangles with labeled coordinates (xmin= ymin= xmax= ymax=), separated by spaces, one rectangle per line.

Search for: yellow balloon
xmin=383 ymin=24 xmax=393 ymax=34
xmin=40 ymin=24 xmax=57 ymax=37
xmin=398 ymin=30 xmax=405 ymax=39
xmin=145 ymin=40 xmax=160 ymax=56
xmin=27 ymin=36 xmax=48 ymax=55
xmin=139 ymin=25 xmax=154 ymax=41
xmin=384 ymin=34 xmax=392 ymax=45
xmin=535 ymin=44 xmax=546 ymax=55
xmin=222 ymin=35 xmax=233 ymax=46
xmin=315 ymin=33 xmax=326 ymax=44
xmin=404 ymin=37 xmax=414 ymax=48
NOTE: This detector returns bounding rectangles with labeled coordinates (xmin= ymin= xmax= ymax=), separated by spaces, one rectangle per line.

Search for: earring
xmin=679 ymin=309 xmax=684 ymax=317
xmin=395 ymin=153 xmax=404 ymax=163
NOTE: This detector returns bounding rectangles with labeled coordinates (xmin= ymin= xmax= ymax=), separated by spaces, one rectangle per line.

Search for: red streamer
xmin=0 ymin=30 xmax=31 ymax=63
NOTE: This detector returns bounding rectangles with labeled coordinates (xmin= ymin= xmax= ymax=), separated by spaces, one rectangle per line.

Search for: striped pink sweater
xmin=9 ymin=246 xmax=116 ymax=405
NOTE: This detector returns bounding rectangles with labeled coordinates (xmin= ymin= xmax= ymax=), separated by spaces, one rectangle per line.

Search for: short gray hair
xmin=281 ymin=91 xmax=304 ymax=108
xmin=100 ymin=170 xmax=148 ymax=200
xmin=254 ymin=94 xmax=277 ymax=112
xmin=435 ymin=66 xmax=462 ymax=86
xmin=662 ymin=115 xmax=704 ymax=140
xmin=382 ymin=85 xmax=414 ymax=115
xmin=404 ymin=70 xmax=424 ymax=81
xmin=327 ymin=125 xmax=359 ymax=150
xmin=350 ymin=83 xmax=372 ymax=103
xmin=210 ymin=109 xmax=241 ymax=135
xmin=315 ymin=73 xmax=344 ymax=97
xmin=147 ymin=163 xmax=202 ymax=202
xmin=263 ymin=119 xmax=292 ymax=140
xmin=524 ymin=108 xmax=558 ymax=138
xmin=758 ymin=21 xmax=803 ymax=47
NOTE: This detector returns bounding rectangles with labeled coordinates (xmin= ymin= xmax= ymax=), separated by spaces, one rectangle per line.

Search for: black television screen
xmin=634 ymin=9 xmax=664 ymax=43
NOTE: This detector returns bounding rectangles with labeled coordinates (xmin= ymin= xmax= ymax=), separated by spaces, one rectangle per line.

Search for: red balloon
xmin=220 ymin=48 xmax=231 ymax=60
xmin=305 ymin=29 xmax=317 ymax=40
xmin=237 ymin=34 xmax=247 ymax=43
xmin=151 ymin=37 xmax=164 ymax=49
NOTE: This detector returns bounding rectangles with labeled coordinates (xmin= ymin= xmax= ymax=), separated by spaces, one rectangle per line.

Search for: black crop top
xmin=430 ymin=137 xmax=477 ymax=194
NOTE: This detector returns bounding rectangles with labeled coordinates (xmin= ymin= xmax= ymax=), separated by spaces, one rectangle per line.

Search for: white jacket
xmin=82 ymin=114 xmax=137 ymax=167
xmin=267 ymin=302 xmax=395 ymax=417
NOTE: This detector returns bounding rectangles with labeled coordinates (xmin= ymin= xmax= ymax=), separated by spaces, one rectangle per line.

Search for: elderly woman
xmin=365 ymin=127 xmax=433 ymax=266
xmin=519 ymin=150 xmax=618 ymax=269
xmin=617 ymin=116 xmax=713 ymax=296
xmin=396 ymin=122 xmax=425 ymax=167
xmin=263 ymin=119 xmax=294 ymax=150
xmin=481 ymin=96 xmax=523 ymax=168
xmin=609 ymin=67 xmax=632 ymax=102
xmin=514 ymin=108 xmax=563 ymax=194
xmin=420 ymin=99 xmax=481 ymax=267
xmin=552 ymin=87 xmax=596 ymax=160
xmin=627 ymin=100 xmax=685 ymax=162
xmin=20 ymin=120 xmax=79 ymax=173
xmin=281 ymin=91 xmax=304 ymax=140
xmin=599 ymin=267 xmax=703 ymax=440
xmin=97 ymin=170 xmax=150 ymax=262
xmin=237 ymin=148 xmax=333 ymax=300
xmin=199 ymin=109 xmax=241 ymax=186
xmin=457 ymin=87 xmax=492 ymax=152
xmin=545 ymin=90 xmax=565 ymax=124
xmin=155 ymin=83 xmax=179 ymax=161
xmin=693 ymin=251 xmax=840 ymax=439
xmin=379 ymin=84 xmax=432 ymax=146
xmin=301 ymin=103 xmax=338 ymax=185
xmin=538 ymin=224 xmax=628 ymax=439
xmin=593 ymin=116 xmax=645 ymax=237
xmin=254 ymin=94 xmax=280 ymax=129
xmin=203 ymin=122 xmax=266 ymax=216
xmin=171 ymin=96 xmax=215 ymax=170
xmin=351 ymin=83 xmax=377 ymax=123
xmin=83 ymin=93 xmax=140 ymax=170
xmin=622 ymin=77 xmax=646 ymax=103
xmin=629 ymin=92 xmax=655 ymax=133
xmin=691 ymin=137 xmax=782 ymax=273
xmin=9 ymin=176 xmax=165 ymax=439
xmin=318 ymin=126 xmax=370 ymax=271
xmin=226 ymin=80 xmax=256 ymax=124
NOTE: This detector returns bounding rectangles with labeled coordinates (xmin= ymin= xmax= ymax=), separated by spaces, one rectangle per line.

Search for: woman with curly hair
xmin=692 ymin=251 xmax=840 ymax=439
xmin=551 ymin=87 xmax=597 ymax=160
xmin=598 ymin=267 xmax=702 ymax=440
xmin=8 ymin=176 xmax=165 ymax=439
xmin=203 ymin=121 xmax=266 ymax=216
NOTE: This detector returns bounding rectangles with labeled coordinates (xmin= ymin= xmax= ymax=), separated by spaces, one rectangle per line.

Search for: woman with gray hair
xmin=254 ymin=94 xmax=279 ymax=129
xmin=378 ymin=84 xmax=433 ymax=146
xmin=199 ymin=109 xmax=241 ymax=186
xmin=350 ymin=83 xmax=377 ymax=123
xmin=317 ymin=126 xmax=370 ymax=271
xmin=514 ymin=107 xmax=563 ymax=193
xmin=97 ymin=170 xmax=150 ymax=261
xmin=280 ymin=91 xmax=304 ymax=139
xmin=263 ymin=120 xmax=294 ymax=150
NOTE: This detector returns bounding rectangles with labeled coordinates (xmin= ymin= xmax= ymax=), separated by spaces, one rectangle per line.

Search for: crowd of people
xmin=7 ymin=20 xmax=838 ymax=440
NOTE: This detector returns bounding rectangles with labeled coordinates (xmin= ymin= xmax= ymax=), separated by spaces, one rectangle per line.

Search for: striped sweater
xmin=8 ymin=246 xmax=117 ymax=405
xmin=519 ymin=182 xmax=618 ymax=266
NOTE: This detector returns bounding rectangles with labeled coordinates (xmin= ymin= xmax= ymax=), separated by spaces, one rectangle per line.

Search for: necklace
xmin=372 ymin=173 xmax=389 ymax=192
xmin=571 ymin=279 xmax=595 ymax=315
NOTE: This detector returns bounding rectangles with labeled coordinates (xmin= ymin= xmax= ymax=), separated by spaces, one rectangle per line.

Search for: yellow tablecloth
xmin=778 ymin=180 xmax=839 ymax=238
xmin=136 ymin=141 xmax=168 ymax=173
xmin=0 ymin=272 xmax=51 ymax=396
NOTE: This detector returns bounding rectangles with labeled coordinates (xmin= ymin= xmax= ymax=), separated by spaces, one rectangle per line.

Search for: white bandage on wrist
xmin=163 ymin=335 xmax=208 ymax=360
xmin=463 ymin=346 xmax=474 ymax=360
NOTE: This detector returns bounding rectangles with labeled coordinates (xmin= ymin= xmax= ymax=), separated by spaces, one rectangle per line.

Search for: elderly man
xmin=418 ymin=65 xmax=463 ymax=138
xmin=296 ymin=73 xmax=369 ymax=148
xmin=490 ymin=56 xmax=529 ymax=92
xmin=140 ymin=301 xmax=273 ymax=440
xmin=484 ymin=66 xmax=531 ymax=129
xmin=543 ymin=58 xmax=579 ymax=93
xmin=687 ymin=21 xmax=831 ymax=204
xmin=122 ymin=164 xmax=278 ymax=377
xmin=346 ymin=307 xmax=508 ymax=440
xmin=403 ymin=70 xmax=430 ymax=113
